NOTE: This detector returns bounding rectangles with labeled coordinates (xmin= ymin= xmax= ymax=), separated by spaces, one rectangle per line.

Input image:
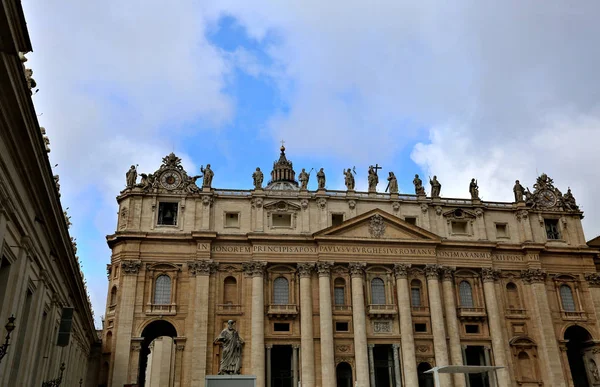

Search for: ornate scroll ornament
xmin=348 ymin=262 xmax=366 ymax=277
xmin=188 ymin=260 xmax=218 ymax=276
xmin=251 ymin=198 xmax=263 ymax=208
xmin=121 ymin=260 xmax=141 ymax=275
xmin=348 ymin=200 xmax=356 ymax=210
xmin=300 ymin=199 xmax=309 ymax=210
xmin=421 ymin=203 xmax=429 ymax=214
xmin=297 ymin=262 xmax=315 ymax=277
xmin=393 ymin=263 xmax=411 ymax=279
xmin=317 ymin=197 xmax=327 ymax=210
xmin=435 ymin=206 xmax=443 ymax=216
xmin=316 ymin=261 xmax=334 ymax=276
xmin=368 ymin=214 xmax=386 ymax=238
xmin=392 ymin=202 xmax=400 ymax=212
xmin=176 ymin=344 xmax=186 ymax=352
xmin=131 ymin=342 xmax=142 ymax=352
xmin=424 ymin=264 xmax=441 ymax=279
xmin=475 ymin=208 xmax=484 ymax=217
xmin=521 ymin=268 xmax=547 ymax=283
xmin=481 ymin=267 xmax=500 ymax=282
xmin=585 ymin=273 xmax=600 ymax=288
xmin=242 ymin=261 xmax=267 ymax=277
xmin=525 ymin=173 xmax=580 ymax=212
xmin=202 ymin=195 xmax=213 ymax=206
xmin=516 ymin=209 xmax=529 ymax=221
xmin=336 ymin=344 xmax=351 ymax=353
xmin=441 ymin=266 xmax=456 ymax=281
xmin=373 ymin=321 xmax=392 ymax=333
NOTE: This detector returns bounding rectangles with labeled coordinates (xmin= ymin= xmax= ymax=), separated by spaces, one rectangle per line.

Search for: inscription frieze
xmin=438 ymin=251 xmax=491 ymax=259
xmin=206 ymin=243 xmax=435 ymax=256
xmin=493 ymin=254 xmax=524 ymax=262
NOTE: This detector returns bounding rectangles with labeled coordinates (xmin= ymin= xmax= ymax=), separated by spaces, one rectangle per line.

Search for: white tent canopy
xmin=424 ymin=365 xmax=504 ymax=386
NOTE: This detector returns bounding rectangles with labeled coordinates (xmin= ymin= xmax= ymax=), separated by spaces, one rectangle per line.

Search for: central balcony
xmin=267 ymin=304 xmax=298 ymax=319
xmin=367 ymin=304 xmax=397 ymax=319
xmin=146 ymin=303 xmax=177 ymax=316
xmin=457 ymin=306 xmax=486 ymax=321
xmin=217 ymin=304 xmax=243 ymax=315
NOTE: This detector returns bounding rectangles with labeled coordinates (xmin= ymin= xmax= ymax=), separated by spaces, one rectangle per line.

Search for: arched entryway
xmin=138 ymin=320 xmax=178 ymax=387
xmin=417 ymin=362 xmax=434 ymax=387
xmin=336 ymin=362 xmax=352 ymax=387
xmin=565 ymin=325 xmax=593 ymax=387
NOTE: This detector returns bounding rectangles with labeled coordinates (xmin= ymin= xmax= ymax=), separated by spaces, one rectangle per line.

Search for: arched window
xmin=334 ymin=278 xmax=346 ymax=306
xmin=273 ymin=277 xmax=289 ymax=305
xmin=371 ymin=278 xmax=386 ymax=305
xmin=560 ymin=284 xmax=576 ymax=312
xmin=517 ymin=352 xmax=533 ymax=381
xmin=154 ymin=275 xmax=171 ymax=305
xmin=411 ymin=279 xmax=422 ymax=307
xmin=506 ymin=282 xmax=521 ymax=309
xmin=223 ymin=276 xmax=238 ymax=304
xmin=110 ymin=286 xmax=117 ymax=305
xmin=459 ymin=281 xmax=474 ymax=307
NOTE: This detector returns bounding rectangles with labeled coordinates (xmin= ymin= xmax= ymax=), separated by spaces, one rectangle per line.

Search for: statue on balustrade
xmin=214 ymin=320 xmax=244 ymax=375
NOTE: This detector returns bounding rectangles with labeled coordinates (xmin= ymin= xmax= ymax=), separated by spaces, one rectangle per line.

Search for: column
xmin=292 ymin=345 xmax=299 ymax=387
xmin=481 ymin=268 xmax=509 ymax=387
xmin=297 ymin=263 xmax=316 ymax=387
xmin=584 ymin=273 xmax=600 ymax=325
xmin=425 ymin=264 xmax=452 ymax=386
xmin=266 ymin=345 xmax=272 ymax=387
xmin=521 ymin=268 xmax=567 ymax=387
xmin=247 ymin=261 xmax=267 ymax=387
xmin=368 ymin=344 xmax=376 ymax=387
xmin=349 ymin=262 xmax=370 ymax=387
xmin=128 ymin=340 xmax=142 ymax=384
xmin=317 ymin=262 xmax=336 ymax=387
xmin=441 ymin=267 xmax=466 ymax=387
xmin=174 ymin=338 xmax=186 ymax=387
xmin=112 ymin=260 xmax=141 ymax=387
xmin=392 ymin=344 xmax=402 ymax=387
xmin=393 ymin=264 xmax=418 ymax=386
xmin=189 ymin=260 xmax=217 ymax=386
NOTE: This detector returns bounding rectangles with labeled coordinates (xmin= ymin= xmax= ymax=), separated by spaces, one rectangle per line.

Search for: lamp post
xmin=41 ymin=362 xmax=65 ymax=387
xmin=0 ymin=315 xmax=16 ymax=364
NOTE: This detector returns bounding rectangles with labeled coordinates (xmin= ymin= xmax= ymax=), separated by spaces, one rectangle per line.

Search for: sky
xmin=22 ymin=1 xmax=600 ymax=327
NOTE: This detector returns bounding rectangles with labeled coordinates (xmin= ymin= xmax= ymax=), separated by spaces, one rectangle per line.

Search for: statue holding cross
xmin=368 ymin=164 xmax=381 ymax=192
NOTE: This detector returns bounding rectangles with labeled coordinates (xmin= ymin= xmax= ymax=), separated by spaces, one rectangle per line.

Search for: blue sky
xmin=21 ymin=1 xmax=600 ymax=326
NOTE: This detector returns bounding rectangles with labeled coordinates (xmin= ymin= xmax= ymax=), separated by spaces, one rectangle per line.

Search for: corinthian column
xmin=189 ymin=260 xmax=217 ymax=386
xmin=317 ymin=262 xmax=336 ymax=387
xmin=297 ymin=262 xmax=316 ymax=387
xmin=441 ymin=267 xmax=465 ymax=387
xmin=481 ymin=268 xmax=509 ymax=387
xmin=393 ymin=263 xmax=418 ymax=386
xmin=425 ymin=264 xmax=451 ymax=387
xmin=244 ymin=261 xmax=267 ymax=387
xmin=112 ymin=260 xmax=141 ymax=387
xmin=349 ymin=262 xmax=370 ymax=387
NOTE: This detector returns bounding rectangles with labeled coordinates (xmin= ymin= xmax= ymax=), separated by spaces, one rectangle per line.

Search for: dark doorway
xmin=336 ymin=362 xmax=352 ymax=387
xmin=271 ymin=345 xmax=293 ymax=387
xmin=464 ymin=346 xmax=490 ymax=387
xmin=417 ymin=362 xmax=434 ymax=387
xmin=565 ymin=325 xmax=592 ymax=387
xmin=138 ymin=320 xmax=177 ymax=387
xmin=373 ymin=345 xmax=395 ymax=387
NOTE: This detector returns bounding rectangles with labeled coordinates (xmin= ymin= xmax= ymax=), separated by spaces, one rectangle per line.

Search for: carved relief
xmin=242 ymin=261 xmax=267 ymax=277
xmin=481 ymin=267 xmax=500 ymax=282
xmin=368 ymin=214 xmax=386 ymax=238
xmin=297 ymin=262 xmax=315 ymax=277
xmin=392 ymin=202 xmax=400 ymax=212
xmin=300 ymin=199 xmax=309 ymax=210
xmin=336 ymin=344 xmax=351 ymax=353
xmin=348 ymin=200 xmax=356 ymax=210
xmin=521 ymin=268 xmax=547 ymax=284
xmin=119 ymin=207 xmax=128 ymax=230
xmin=435 ymin=206 xmax=443 ymax=216
xmin=202 ymin=195 xmax=213 ymax=206
xmin=316 ymin=261 xmax=334 ymax=276
xmin=349 ymin=262 xmax=366 ymax=277
xmin=393 ymin=263 xmax=411 ymax=279
xmin=317 ymin=198 xmax=327 ymax=210
xmin=373 ymin=321 xmax=392 ymax=333
xmin=121 ymin=260 xmax=141 ymax=275
xmin=424 ymin=264 xmax=441 ymax=279
xmin=585 ymin=273 xmax=600 ymax=288
xmin=251 ymin=198 xmax=263 ymax=208
xmin=441 ymin=266 xmax=456 ymax=281
xmin=188 ymin=260 xmax=218 ymax=276
xmin=516 ymin=210 xmax=529 ymax=221
xmin=421 ymin=203 xmax=428 ymax=214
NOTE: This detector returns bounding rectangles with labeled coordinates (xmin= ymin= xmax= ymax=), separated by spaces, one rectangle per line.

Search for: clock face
xmin=160 ymin=171 xmax=182 ymax=190
xmin=538 ymin=189 xmax=557 ymax=207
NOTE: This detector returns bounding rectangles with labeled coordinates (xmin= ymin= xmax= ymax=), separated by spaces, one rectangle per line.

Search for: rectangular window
xmin=272 ymin=213 xmax=292 ymax=227
xmin=225 ymin=212 xmax=240 ymax=227
xmin=334 ymin=287 xmax=345 ymax=306
xmin=465 ymin=324 xmax=480 ymax=334
xmin=495 ymin=223 xmax=508 ymax=238
xmin=331 ymin=213 xmax=344 ymax=227
xmin=335 ymin=322 xmax=349 ymax=332
xmin=414 ymin=323 xmax=427 ymax=333
xmin=451 ymin=221 xmax=468 ymax=234
xmin=405 ymin=217 xmax=417 ymax=226
xmin=158 ymin=202 xmax=178 ymax=225
xmin=545 ymin=219 xmax=561 ymax=240
xmin=274 ymin=323 xmax=290 ymax=332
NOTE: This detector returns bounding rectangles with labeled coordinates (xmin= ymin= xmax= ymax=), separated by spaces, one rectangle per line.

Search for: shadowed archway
xmin=565 ymin=325 xmax=592 ymax=387
xmin=138 ymin=320 xmax=178 ymax=387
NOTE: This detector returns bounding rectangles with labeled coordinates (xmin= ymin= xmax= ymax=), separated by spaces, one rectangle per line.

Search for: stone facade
xmin=103 ymin=147 xmax=600 ymax=387
xmin=0 ymin=1 xmax=99 ymax=385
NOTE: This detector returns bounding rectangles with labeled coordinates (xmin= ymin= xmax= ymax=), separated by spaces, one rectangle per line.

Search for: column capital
xmin=585 ymin=273 xmax=600 ymax=288
xmin=481 ymin=267 xmax=500 ymax=283
xmin=349 ymin=262 xmax=366 ymax=277
xmin=392 ymin=343 xmax=400 ymax=349
xmin=121 ymin=260 xmax=141 ymax=275
xmin=393 ymin=263 xmax=411 ymax=279
xmin=367 ymin=344 xmax=375 ymax=349
xmin=187 ymin=260 xmax=218 ymax=276
xmin=292 ymin=344 xmax=300 ymax=349
xmin=243 ymin=261 xmax=267 ymax=277
xmin=521 ymin=268 xmax=546 ymax=283
xmin=424 ymin=264 xmax=441 ymax=279
xmin=441 ymin=266 xmax=456 ymax=281
xmin=316 ymin=261 xmax=334 ymax=276
xmin=265 ymin=344 xmax=273 ymax=349
xmin=297 ymin=262 xmax=316 ymax=278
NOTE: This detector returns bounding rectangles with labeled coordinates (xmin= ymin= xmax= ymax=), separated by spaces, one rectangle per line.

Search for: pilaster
xmin=244 ymin=261 xmax=267 ymax=387
xmin=297 ymin=262 xmax=316 ymax=387
xmin=350 ymin=262 xmax=370 ymax=387
xmin=317 ymin=261 xmax=336 ymax=387
xmin=425 ymin=264 xmax=451 ymax=386
xmin=200 ymin=194 xmax=213 ymax=230
xmin=393 ymin=263 xmax=418 ymax=386
xmin=441 ymin=266 xmax=466 ymax=387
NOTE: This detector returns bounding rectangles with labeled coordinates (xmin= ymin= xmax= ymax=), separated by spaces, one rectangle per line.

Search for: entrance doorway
xmin=271 ymin=345 xmax=293 ymax=387
xmin=373 ymin=345 xmax=396 ymax=387
xmin=565 ymin=325 xmax=592 ymax=387
xmin=417 ymin=362 xmax=434 ymax=387
xmin=464 ymin=346 xmax=490 ymax=387
xmin=336 ymin=362 xmax=352 ymax=387
xmin=138 ymin=320 xmax=177 ymax=387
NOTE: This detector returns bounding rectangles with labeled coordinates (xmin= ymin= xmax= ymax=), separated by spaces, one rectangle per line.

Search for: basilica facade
xmin=103 ymin=146 xmax=600 ymax=387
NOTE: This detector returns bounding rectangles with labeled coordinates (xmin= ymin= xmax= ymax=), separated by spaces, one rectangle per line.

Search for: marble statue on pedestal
xmin=214 ymin=320 xmax=244 ymax=375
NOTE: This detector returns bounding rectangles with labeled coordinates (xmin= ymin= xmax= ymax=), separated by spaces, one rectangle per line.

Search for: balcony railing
xmin=367 ymin=304 xmax=397 ymax=319
xmin=457 ymin=306 xmax=486 ymax=320
xmin=411 ymin=306 xmax=430 ymax=314
xmin=217 ymin=304 xmax=243 ymax=315
xmin=267 ymin=304 xmax=298 ymax=318
xmin=333 ymin=305 xmax=352 ymax=311
xmin=147 ymin=303 xmax=176 ymax=315
xmin=562 ymin=310 xmax=587 ymax=320
xmin=505 ymin=308 xmax=527 ymax=316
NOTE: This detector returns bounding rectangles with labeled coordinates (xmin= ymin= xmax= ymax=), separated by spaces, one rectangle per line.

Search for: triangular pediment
xmin=263 ymin=200 xmax=301 ymax=211
xmin=314 ymin=209 xmax=441 ymax=242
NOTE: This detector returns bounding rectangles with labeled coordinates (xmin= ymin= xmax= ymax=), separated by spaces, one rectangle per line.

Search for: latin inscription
xmin=437 ymin=251 xmax=491 ymax=259
xmin=493 ymin=254 xmax=524 ymax=262
xmin=206 ymin=244 xmax=435 ymax=256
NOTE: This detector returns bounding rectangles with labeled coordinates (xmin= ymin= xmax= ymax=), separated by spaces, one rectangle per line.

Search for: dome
xmin=265 ymin=145 xmax=299 ymax=191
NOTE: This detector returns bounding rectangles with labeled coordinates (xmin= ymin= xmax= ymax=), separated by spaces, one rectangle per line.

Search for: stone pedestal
xmin=206 ymin=375 xmax=256 ymax=387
